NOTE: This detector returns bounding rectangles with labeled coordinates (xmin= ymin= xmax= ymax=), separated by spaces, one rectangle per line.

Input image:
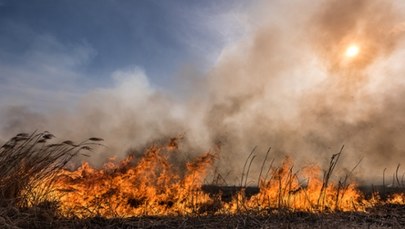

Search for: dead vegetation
xmin=0 ymin=132 xmax=404 ymax=228
xmin=0 ymin=204 xmax=404 ymax=228
xmin=0 ymin=131 xmax=102 ymax=208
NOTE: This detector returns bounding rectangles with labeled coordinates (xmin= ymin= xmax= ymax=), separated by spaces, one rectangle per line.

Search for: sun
xmin=345 ymin=44 xmax=360 ymax=58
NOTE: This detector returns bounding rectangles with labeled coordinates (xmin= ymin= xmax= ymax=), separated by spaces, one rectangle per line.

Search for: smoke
xmin=199 ymin=0 xmax=405 ymax=182
xmin=1 ymin=0 xmax=405 ymax=183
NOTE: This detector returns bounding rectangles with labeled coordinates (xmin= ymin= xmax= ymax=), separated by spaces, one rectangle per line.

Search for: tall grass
xmin=0 ymin=131 xmax=102 ymax=208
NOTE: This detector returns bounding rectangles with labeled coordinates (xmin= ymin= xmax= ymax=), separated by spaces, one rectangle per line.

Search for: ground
xmin=1 ymin=204 xmax=404 ymax=228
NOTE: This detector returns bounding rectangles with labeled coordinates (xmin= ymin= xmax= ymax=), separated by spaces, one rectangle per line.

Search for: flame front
xmin=47 ymin=145 xmax=216 ymax=218
xmin=225 ymin=157 xmax=366 ymax=213
xmin=26 ymin=143 xmax=403 ymax=218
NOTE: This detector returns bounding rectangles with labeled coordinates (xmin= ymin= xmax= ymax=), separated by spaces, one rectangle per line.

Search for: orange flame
xmin=46 ymin=145 xmax=216 ymax=218
xmin=28 ymin=142 xmax=404 ymax=218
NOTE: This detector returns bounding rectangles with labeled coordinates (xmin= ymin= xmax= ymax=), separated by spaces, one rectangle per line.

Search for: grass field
xmin=0 ymin=132 xmax=404 ymax=228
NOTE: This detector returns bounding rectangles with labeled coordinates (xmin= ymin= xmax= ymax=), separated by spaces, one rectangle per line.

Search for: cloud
xmin=1 ymin=0 xmax=405 ymax=183
xmin=0 ymin=31 xmax=96 ymax=111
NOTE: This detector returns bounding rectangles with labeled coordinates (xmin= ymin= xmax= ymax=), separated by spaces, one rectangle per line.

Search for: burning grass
xmin=51 ymin=145 xmax=216 ymax=218
xmin=0 ymin=132 xmax=404 ymax=228
xmin=0 ymin=132 xmax=103 ymax=208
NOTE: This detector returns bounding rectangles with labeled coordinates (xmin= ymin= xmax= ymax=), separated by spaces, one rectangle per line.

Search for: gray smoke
xmin=1 ymin=0 xmax=405 ymax=184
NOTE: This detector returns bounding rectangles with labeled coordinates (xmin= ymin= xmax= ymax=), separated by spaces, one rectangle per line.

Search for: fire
xmin=2 ymin=132 xmax=403 ymax=218
xmin=49 ymin=145 xmax=217 ymax=218
xmin=225 ymin=157 xmax=367 ymax=213
xmin=387 ymin=193 xmax=405 ymax=205
xmin=37 ymin=145 xmax=402 ymax=218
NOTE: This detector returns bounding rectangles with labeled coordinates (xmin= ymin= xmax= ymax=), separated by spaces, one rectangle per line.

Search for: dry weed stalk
xmin=317 ymin=146 xmax=343 ymax=210
xmin=0 ymin=131 xmax=102 ymax=208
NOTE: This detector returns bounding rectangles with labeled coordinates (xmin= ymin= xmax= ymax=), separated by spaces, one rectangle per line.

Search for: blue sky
xmin=1 ymin=0 xmax=405 ymax=180
xmin=0 ymin=0 xmax=252 ymax=110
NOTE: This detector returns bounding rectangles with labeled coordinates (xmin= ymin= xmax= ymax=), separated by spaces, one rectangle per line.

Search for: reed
xmin=0 ymin=131 xmax=102 ymax=208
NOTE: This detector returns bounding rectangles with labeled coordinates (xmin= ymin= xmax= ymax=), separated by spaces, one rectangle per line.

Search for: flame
xmin=25 ymin=141 xmax=404 ymax=218
xmin=46 ymin=145 xmax=216 ymax=218
xmin=387 ymin=193 xmax=405 ymax=205
xmin=225 ymin=158 xmax=367 ymax=213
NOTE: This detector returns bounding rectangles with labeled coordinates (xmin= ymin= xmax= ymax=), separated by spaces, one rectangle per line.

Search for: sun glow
xmin=345 ymin=44 xmax=360 ymax=58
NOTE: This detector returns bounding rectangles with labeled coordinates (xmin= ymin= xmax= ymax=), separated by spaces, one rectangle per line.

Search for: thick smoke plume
xmin=1 ymin=0 xmax=405 ymax=183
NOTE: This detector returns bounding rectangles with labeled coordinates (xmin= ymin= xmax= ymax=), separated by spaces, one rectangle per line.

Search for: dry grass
xmin=0 ymin=132 xmax=404 ymax=228
xmin=0 ymin=131 xmax=102 ymax=208
xmin=0 ymin=204 xmax=403 ymax=228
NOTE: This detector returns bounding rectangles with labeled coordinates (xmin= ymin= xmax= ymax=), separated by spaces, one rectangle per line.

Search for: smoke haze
xmin=1 ymin=0 xmax=405 ymax=183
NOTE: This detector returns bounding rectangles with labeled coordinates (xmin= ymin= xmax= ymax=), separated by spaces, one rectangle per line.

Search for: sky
xmin=1 ymin=0 xmax=405 ymax=183
xmin=0 ymin=0 xmax=253 ymax=110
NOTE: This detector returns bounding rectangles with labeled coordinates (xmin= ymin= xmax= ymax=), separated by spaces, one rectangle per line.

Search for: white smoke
xmin=1 ymin=0 xmax=405 ymax=184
